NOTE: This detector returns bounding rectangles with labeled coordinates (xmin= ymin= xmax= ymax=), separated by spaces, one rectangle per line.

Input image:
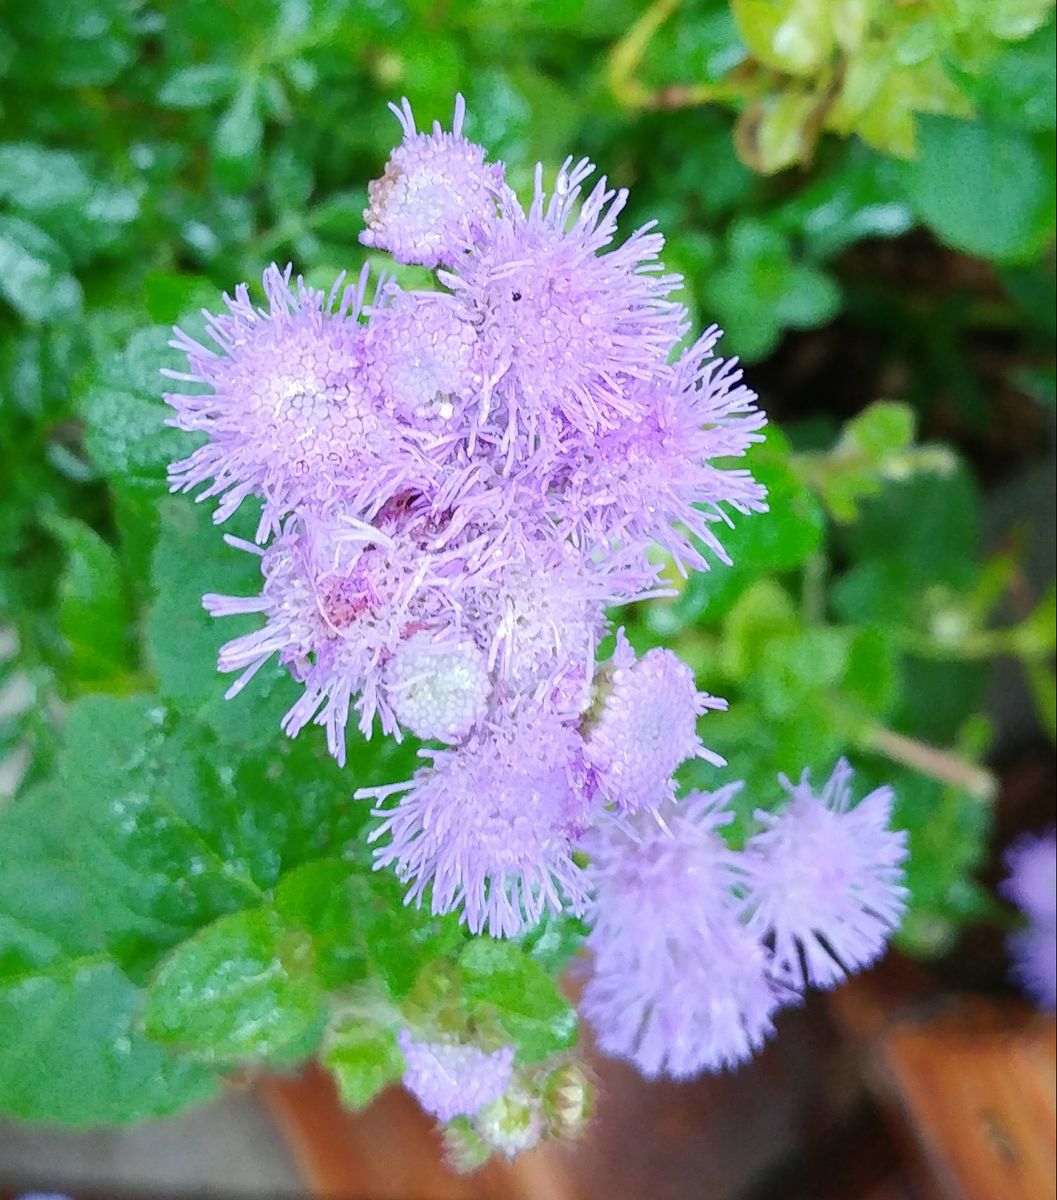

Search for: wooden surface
xmin=830 ymin=964 xmax=1057 ymax=1200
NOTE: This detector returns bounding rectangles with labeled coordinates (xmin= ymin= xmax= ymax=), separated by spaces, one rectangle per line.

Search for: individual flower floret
xmin=442 ymin=156 xmax=687 ymax=458
xmin=583 ymin=630 xmax=726 ymax=812
xmin=741 ymin=761 xmax=909 ymax=991
xmin=383 ymin=631 xmax=490 ymax=743
xmin=362 ymin=287 xmax=482 ymax=430
xmin=1001 ymin=830 xmax=1056 ymax=1010
xmin=580 ymin=788 xmax=784 ymax=1078
xmin=364 ymin=709 xmax=596 ymax=937
xmin=553 ymin=327 xmax=768 ymax=571
xmin=165 ymin=264 xmax=428 ymax=541
xmin=398 ymin=1031 xmax=515 ymax=1121
xmin=361 ymin=94 xmax=507 ymax=269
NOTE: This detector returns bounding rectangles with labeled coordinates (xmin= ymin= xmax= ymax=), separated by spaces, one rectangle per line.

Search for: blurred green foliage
xmin=0 ymin=0 xmax=1053 ymax=1129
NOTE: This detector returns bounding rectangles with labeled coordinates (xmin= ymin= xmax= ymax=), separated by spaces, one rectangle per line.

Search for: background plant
xmin=0 ymin=0 xmax=1053 ymax=1132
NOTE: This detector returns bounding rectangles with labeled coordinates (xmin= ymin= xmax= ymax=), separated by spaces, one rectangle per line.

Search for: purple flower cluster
xmin=581 ymin=762 xmax=909 ymax=1079
xmin=165 ymin=95 xmax=908 ymax=1085
xmin=167 ymin=96 xmax=758 ymax=937
xmin=1001 ymin=830 xmax=1056 ymax=1010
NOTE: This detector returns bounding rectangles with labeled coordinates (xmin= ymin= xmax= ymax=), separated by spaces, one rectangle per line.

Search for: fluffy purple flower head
xmin=580 ymin=788 xmax=783 ymax=1078
xmin=361 ymin=95 xmax=507 ymax=269
xmin=365 ymin=709 xmax=595 ymax=937
xmin=1001 ymin=830 xmax=1056 ymax=1010
xmin=165 ymin=265 xmax=425 ymax=541
xmin=584 ymin=630 xmax=726 ymax=812
xmin=1001 ymin=830 xmax=1056 ymax=927
xmin=553 ymin=328 xmax=768 ymax=571
xmin=741 ymin=761 xmax=909 ymax=990
xmin=442 ymin=157 xmax=686 ymax=459
xmin=398 ymin=1030 xmax=515 ymax=1121
xmin=469 ymin=531 xmax=647 ymax=714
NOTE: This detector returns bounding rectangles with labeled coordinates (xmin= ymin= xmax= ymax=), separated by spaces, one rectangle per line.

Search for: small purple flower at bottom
xmin=398 ymin=1031 xmax=515 ymax=1121
xmin=580 ymin=788 xmax=784 ymax=1079
xmin=1002 ymin=830 xmax=1056 ymax=1010
xmin=1001 ymin=830 xmax=1056 ymax=927
xmin=741 ymin=761 xmax=908 ymax=991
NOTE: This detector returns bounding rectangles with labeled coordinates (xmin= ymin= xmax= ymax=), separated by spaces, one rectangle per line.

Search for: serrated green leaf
xmin=144 ymin=908 xmax=327 ymax=1063
xmin=0 ymin=959 xmax=219 ymax=1124
xmin=78 ymin=325 xmax=198 ymax=488
xmin=0 ymin=785 xmax=220 ymax=1123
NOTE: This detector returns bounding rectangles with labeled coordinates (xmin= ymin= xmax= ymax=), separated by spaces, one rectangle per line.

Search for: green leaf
xmin=323 ymin=1018 xmax=404 ymax=1110
xmin=0 ymin=214 xmax=82 ymax=322
xmin=707 ymin=219 xmax=842 ymax=359
xmin=841 ymin=465 xmax=981 ymax=586
xmin=44 ymin=515 xmax=132 ymax=686
xmin=158 ymin=63 xmax=240 ymax=109
xmin=213 ymin=81 xmax=265 ymax=191
xmin=21 ymin=694 xmax=365 ymax=979
xmin=0 ymin=785 xmax=220 ymax=1123
xmin=731 ymin=0 xmax=833 ymax=76
xmin=718 ymin=578 xmax=800 ymax=680
xmin=906 ymin=116 xmax=1055 ymax=263
xmin=748 ymin=626 xmax=852 ymax=720
xmin=0 ymin=143 xmax=90 ymax=212
xmin=779 ymin=149 xmax=913 ymax=260
xmin=456 ymin=940 xmax=577 ymax=1064
xmin=147 ymin=498 xmax=302 ymax=748
xmin=888 ymin=766 xmax=994 ymax=956
xmin=954 ymin=21 xmax=1056 ymax=132
xmin=144 ymin=908 xmax=327 ymax=1064
xmin=0 ymin=959 xmax=219 ymax=1124
xmin=78 ymin=325 xmax=198 ymax=489
xmin=277 ymin=859 xmax=465 ymax=997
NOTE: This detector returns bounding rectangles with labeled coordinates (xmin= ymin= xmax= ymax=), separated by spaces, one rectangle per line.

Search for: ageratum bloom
xmin=365 ymin=709 xmax=595 ymax=937
xmin=580 ymin=788 xmax=784 ymax=1078
xmin=552 ymin=327 xmax=769 ymax=571
xmin=741 ymin=761 xmax=909 ymax=990
xmin=442 ymin=156 xmax=687 ymax=460
xmin=361 ymin=94 xmax=507 ymax=269
xmin=165 ymin=265 xmax=429 ymax=541
xmin=584 ymin=630 xmax=726 ymax=812
xmin=1001 ymin=831 xmax=1056 ymax=1010
xmin=398 ymin=1031 xmax=515 ymax=1121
